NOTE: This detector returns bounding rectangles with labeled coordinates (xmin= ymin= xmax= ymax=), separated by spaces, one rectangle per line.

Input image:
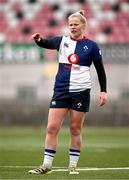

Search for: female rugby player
xmin=29 ymin=10 xmax=107 ymax=175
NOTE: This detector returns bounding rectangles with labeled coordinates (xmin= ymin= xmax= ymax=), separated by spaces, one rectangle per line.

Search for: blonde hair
xmin=68 ymin=10 xmax=87 ymax=25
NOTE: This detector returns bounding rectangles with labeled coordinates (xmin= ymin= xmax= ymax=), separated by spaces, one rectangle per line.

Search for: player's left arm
xmin=93 ymin=59 xmax=107 ymax=106
xmin=92 ymin=42 xmax=107 ymax=106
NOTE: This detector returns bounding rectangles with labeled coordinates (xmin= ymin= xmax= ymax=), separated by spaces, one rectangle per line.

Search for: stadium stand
xmin=0 ymin=0 xmax=129 ymax=43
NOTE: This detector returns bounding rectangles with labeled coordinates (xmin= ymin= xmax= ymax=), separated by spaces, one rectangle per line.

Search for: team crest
xmin=68 ymin=53 xmax=79 ymax=64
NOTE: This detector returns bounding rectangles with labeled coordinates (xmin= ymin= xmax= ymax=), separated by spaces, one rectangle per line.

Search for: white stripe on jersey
xmin=58 ymin=36 xmax=76 ymax=64
xmin=69 ymin=65 xmax=91 ymax=92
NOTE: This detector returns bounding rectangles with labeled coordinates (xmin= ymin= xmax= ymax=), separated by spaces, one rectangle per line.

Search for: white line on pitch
xmin=53 ymin=167 xmax=129 ymax=172
xmin=0 ymin=166 xmax=129 ymax=171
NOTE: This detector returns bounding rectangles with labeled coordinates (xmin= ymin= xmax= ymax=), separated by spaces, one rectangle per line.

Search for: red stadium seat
xmin=0 ymin=0 xmax=129 ymax=44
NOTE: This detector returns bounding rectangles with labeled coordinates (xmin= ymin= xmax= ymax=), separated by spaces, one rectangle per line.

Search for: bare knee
xmin=46 ymin=125 xmax=59 ymax=136
xmin=70 ymin=124 xmax=81 ymax=136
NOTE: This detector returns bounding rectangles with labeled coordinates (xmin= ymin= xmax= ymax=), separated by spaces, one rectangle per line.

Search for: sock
xmin=42 ymin=148 xmax=56 ymax=169
xmin=69 ymin=149 xmax=80 ymax=167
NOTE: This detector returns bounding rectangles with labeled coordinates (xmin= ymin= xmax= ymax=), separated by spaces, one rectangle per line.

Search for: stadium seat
xmin=0 ymin=0 xmax=129 ymax=44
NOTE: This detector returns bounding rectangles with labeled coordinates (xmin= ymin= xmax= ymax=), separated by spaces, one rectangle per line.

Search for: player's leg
xmin=45 ymin=90 xmax=69 ymax=150
xmin=29 ymin=108 xmax=68 ymax=174
xmin=68 ymin=89 xmax=90 ymax=174
xmin=45 ymin=108 xmax=68 ymax=149
xmin=69 ymin=110 xmax=86 ymax=174
xmin=69 ymin=110 xmax=86 ymax=149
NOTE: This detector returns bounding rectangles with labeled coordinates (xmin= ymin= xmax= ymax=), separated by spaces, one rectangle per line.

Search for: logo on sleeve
xmin=68 ymin=53 xmax=79 ymax=64
xmin=99 ymin=50 xmax=102 ymax=55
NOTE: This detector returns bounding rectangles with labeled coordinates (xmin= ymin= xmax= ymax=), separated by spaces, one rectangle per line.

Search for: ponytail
xmin=68 ymin=9 xmax=87 ymax=25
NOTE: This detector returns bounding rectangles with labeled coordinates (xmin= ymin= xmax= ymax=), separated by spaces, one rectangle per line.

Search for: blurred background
xmin=0 ymin=0 xmax=129 ymax=127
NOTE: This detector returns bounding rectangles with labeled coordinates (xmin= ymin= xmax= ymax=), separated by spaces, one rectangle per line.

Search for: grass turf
xmin=0 ymin=127 xmax=129 ymax=179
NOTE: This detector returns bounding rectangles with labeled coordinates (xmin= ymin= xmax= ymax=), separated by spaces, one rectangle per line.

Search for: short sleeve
xmin=92 ymin=42 xmax=102 ymax=61
xmin=50 ymin=36 xmax=62 ymax=51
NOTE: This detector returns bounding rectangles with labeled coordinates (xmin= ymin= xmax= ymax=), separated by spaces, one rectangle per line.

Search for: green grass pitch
xmin=0 ymin=127 xmax=129 ymax=179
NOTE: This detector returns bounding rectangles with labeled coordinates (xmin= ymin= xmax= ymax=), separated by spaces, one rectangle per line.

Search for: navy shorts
xmin=50 ymin=89 xmax=90 ymax=112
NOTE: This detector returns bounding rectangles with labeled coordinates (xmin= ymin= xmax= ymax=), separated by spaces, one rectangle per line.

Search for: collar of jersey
xmin=70 ymin=36 xmax=86 ymax=41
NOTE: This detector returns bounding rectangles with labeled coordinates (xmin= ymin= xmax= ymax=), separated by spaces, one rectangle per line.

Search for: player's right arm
xmin=32 ymin=33 xmax=61 ymax=50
